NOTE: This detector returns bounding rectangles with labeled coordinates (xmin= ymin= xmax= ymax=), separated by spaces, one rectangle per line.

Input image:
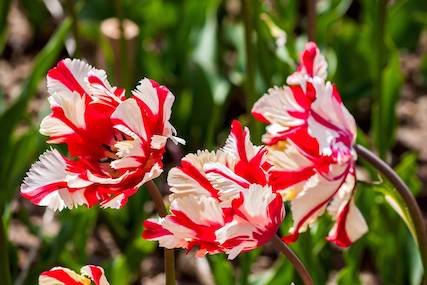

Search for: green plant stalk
xmin=241 ymin=0 xmax=262 ymax=141
xmin=271 ymin=235 xmax=314 ymax=285
xmin=372 ymin=0 xmax=388 ymax=159
xmin=242 ymin=0 xmax=256 ymax=108
xmin=355 ymin=144 xmax=427 ymax=284
xmin=0 ymin=204 xmax=12 ymax=285
xmin=145 ymin=181 xmax=176 ymax=285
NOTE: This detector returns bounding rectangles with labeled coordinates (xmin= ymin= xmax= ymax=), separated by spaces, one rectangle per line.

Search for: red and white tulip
xmin=252 ymin=42 xmax=368 ymax=247
xmin=286 ymin=41 xmax=328 ymax=86
xmin=39 ymin=265 xmax=109 ymax=285
xmin=143 ymin=121 xmax=284 ymax=259
xmin=21 ymin=59 xmax=182 ymax=210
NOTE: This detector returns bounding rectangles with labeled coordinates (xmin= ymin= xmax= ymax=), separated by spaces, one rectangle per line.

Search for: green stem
xmin=355 ymin=144 xmax=427 ymax=284
xmin=241 ymin=0 xmax=261 ymax=140
xmin=146 ymin=181 xmax=176 ymax=285
xmin=271 ymin=235 xmax=314 ymax=285
xmin=242 ymin=0 xmax=256 ymax=108
xmin=0 ymin=205 xmax=12 ymax=285
xmin=372 ymin=0 xmax=388 ymax=159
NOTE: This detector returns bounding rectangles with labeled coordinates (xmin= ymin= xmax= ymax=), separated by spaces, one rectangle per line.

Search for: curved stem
xmin=271 ymin=235 xmax=314 ymax=285
xmin=355 ymin=144 xmax=427 ymax=280
xmin=146 ymin=180 xmax=176 ymax=285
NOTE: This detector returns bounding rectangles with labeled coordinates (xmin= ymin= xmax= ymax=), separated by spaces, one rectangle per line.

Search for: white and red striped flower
xmin=143 ymin=121 xmax=284 ymax=259
xmin=39 ymin=265 xmax=109 ymax=285
xmin=21 ymin=59 xmax=182 ymax=210
xmin=252 ymin=42 xmax=368 ymax=247
xmin=286 ymin=41 xmax=327 ymax=85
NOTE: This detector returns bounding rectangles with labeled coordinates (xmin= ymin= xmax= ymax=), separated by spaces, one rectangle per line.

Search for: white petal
xmin=252 ymin=86 xmax=306 ymax=127
xmin=111 ymin=98 xmax=147 ymax=141
xmin=20 ymin=149 xmax=84 ymax=211
xmin=151 ymin=135 xmax=168 ymax=149
xmin=81 ymin=265 xmax=110 ymax=285
xmin=40 ymin=92 xmax=86 ymax=137
xmin=39 ymin=266 xmax=88 ymax=285
xmin=136 ymin=163 xmax=163 ymax=188
xmin=290 ymin=164 xmax=349 ymax=234
xmin=204 ymin=162 xmax=249 ymax=205
xmin=47 ymin=58 xmax=93 ymax=96
xmin=168 ymin=150 xmax=230 ymax=199
xmin=132 ymin=78 xmax=160 ymax=114
xmin=171 ymin=195 xmax=224 ymax=225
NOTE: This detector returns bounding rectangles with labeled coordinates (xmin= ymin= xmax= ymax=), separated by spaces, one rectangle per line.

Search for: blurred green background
xmin=1 ymin=0 xmax=427 ymax=284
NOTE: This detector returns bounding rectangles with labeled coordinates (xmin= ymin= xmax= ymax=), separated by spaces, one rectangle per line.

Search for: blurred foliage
xmin=1 ymin=0 xmax=427 ymax=284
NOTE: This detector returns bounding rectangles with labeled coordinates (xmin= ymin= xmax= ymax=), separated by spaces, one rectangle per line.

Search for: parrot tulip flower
xmin=21 ymin=59 xmax=182 ymax=210
xmin=39 ymin=265 xmax=109 ymax=285
xmin=252 ymin=42 xmax=368 ymax=247
xmin=143 ymin=120 xmax=284 ymax=259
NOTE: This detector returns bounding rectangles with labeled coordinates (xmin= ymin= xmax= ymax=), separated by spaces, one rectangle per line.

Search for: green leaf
xmin=336 ymin=242 xmax=364 ymax=285
xmin=373 ymin=183 xmax=416 ymax=242
xmin=395 ymin=152 xmax=421 ymax=195
xmin=239 ymin=249 xmax=260 ymax=285
xmin=250 ymin=256 xmax=293 ymax=285
xmin=0 ymin=0 xmax=11 ymax=55
xmin=193 ymin=9 xmax=230 ymax=106
xmin=407 ymin=234 xmax=423 ymax=285
xmin=2 ymin=128 xmax=45 ymax=202
xmin=208 ymin=254 xmax=235 ymax=285
xmin=371 ymin=38 xmax=403 ymax=156
xmin=372 ymin=152 xmax=421 ymax=246
xmin=0 ymin=18 xmax=71 ymax=200
xmin=110 ymin=255 xmax=132 ymax=285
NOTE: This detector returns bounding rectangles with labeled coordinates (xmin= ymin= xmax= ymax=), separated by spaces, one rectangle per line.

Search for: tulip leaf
xmin=371 ymin=152 xmax=421 ymax=245
xmin=0 ymin=18 xmax=71 ymax=202
xmin=250 ymin=256 xmax=293 ymax=285
xmin=208 ymin=255 xmax=235 ymax=285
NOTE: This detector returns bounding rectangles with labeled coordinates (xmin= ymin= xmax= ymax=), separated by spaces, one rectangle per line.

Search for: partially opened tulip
xmin=21 ymin=59 xmax=182 ymax=210
xmin=252 ymin=42 xmax=368 ymax=247
xmin=39 ymin=265 xmax=109 ymax=285
xmin=143 ymin=120 xmax=284 ymax=259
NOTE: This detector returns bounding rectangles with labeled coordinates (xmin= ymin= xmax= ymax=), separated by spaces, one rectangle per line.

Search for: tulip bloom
xmin=252 ymin=42 xmax=368 ymax=247
xmin=143 ymin=121 xmax=284 ymax=259
xmin=39 ymin=265 xmax=109 ymax=285
xmin=21 ymin=59 xmax=182 ymax=210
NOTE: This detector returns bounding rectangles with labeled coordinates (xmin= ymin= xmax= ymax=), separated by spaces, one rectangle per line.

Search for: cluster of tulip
xmin=22 ymin=42 xmax=397 ymax=285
